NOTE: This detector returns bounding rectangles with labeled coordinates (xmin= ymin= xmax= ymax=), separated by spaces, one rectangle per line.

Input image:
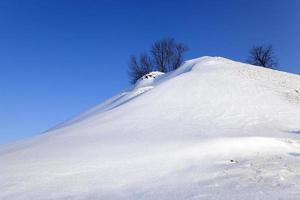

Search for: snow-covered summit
xmin=1 ymin=56 xmax=300 ymax=200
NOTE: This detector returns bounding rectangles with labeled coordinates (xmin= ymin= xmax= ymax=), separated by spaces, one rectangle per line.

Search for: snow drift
xmin=1 ymin=56 xmax=300 ymax=200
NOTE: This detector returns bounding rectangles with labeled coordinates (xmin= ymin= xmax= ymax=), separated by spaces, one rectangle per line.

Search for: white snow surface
xmin=1 ymin=56 xmax=300 ymax=200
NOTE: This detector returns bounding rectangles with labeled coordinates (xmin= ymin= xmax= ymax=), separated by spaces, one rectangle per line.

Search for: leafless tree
xmin=247 ymin=45 xmax=277 ymax=69
xmin=150 ymin=37 xmax=188 ymax=72
xmin=128 ymin=53 xmax=153 ymax=84
xmin=128 ymin=37 xmax=188 ymax=83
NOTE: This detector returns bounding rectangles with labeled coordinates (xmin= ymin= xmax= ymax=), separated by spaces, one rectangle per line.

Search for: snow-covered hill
xmin=1 ymin=56 xmax=300 ymax=200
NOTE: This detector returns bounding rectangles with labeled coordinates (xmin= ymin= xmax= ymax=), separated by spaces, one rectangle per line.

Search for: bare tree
xmin=150 ymin=37 xmax=188 ymax=72
xmin=128 ymin=37 xmax=188 ymax=83
xmin=128 ymin=53 xmax=153 ymax=84
xmin=247 ymin=45 xmax=277 ymax=69
xmin=173 ymin=43 xmax=188 ymax=70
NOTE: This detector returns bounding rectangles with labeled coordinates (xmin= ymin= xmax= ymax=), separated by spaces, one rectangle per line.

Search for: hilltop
xmin=1 ymin=56 xmax=300 ymax=200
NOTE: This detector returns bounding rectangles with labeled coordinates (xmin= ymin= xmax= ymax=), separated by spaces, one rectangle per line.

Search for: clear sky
xmin=0 ymin=0 xmax=299 ymax=144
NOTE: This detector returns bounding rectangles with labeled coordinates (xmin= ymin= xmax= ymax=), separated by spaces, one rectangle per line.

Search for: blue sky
xmin=0 ymin=0 xmax=299 ymax=144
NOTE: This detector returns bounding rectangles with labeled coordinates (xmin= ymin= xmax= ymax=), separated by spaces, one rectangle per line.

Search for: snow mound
xmin=136 ymin=71 xmax=165 ymax=86
xmin=1 ymin=56 xmax=300 ymax=200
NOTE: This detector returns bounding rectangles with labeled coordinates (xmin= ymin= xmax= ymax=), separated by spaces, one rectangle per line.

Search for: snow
xmin=135 ymin=71 xmax=165 ymax=87
xmin=1 ymin=56 xmax=300 ymax=200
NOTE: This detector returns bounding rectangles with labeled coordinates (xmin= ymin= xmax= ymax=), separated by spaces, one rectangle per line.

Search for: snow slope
xmin=1 ymin=56 xmax=300 ymax=200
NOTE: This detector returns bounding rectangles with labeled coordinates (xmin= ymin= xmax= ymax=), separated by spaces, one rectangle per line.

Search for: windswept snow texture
xmin=1 ymin=57 xmax=300 ymax=200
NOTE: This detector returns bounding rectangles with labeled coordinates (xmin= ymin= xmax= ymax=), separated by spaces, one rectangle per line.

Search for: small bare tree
xmin=247 ymin=45 xmax=277 ymax=69
xmin=128 ymin=37 xmax=188 ymax=83
xmin=128 ymin=53 xmax=153 ymax=84
xmin=150 ymin=37 xmax=188 ymax=72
